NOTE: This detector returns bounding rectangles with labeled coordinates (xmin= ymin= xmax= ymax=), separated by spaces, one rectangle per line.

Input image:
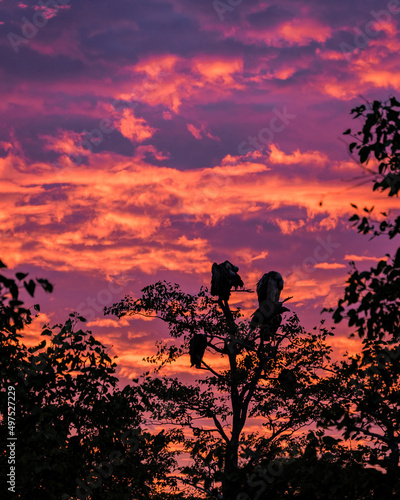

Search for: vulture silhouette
xmin=250 ymin=271 xmax=289 ymax=331
xmin=211 ymin=260 xmax=244 ymax=321
xmin=189 ymin=333 xmax=207 ymax=369
xmin=257 ymin=271 xmax=284 ymax=304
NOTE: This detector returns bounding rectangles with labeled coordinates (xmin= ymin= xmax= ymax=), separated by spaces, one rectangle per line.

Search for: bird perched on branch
xmin=211 ymin=260 xmax=244 ymax=322
xmin=257 ymin=271 xmax=284 ymax=304
xmin=189 ymin=333 xmax=207 ymax=368
xmin=250 ymin=271 xmax=290 ymax=331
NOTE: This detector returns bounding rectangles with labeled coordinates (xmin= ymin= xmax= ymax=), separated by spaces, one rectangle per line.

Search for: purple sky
xmin=1 ymin=0 xmax=399 ymax=382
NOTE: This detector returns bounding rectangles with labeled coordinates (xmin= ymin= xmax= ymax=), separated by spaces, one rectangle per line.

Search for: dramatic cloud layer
xmin=1 ymin=0 xmax=399 ymax=382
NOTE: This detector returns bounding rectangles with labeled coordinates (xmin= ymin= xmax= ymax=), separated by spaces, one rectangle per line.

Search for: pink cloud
xmin=114 ymin=109 xmax=156 ymax=143
xmin=344 ymin=254 xmax=387 ymax=262
xmin=1 ymin=141 xmax=397 ymax=286
xmin=268 ymin=144 xmax=328 ymax=166
xmin=279 ymin=18 xmax=332 ymax=45
xmin=187 ymin=122 xmax=220 ymax=141
xmin=315 ymin=262 xmax=347 ymax=269
xmin=112 ymin=55 xmax=244 ymax=113
xmin=217 ymin=12 xmax=332 ymax=48
xmin=187 ymin=123 xmax=202 ymax=140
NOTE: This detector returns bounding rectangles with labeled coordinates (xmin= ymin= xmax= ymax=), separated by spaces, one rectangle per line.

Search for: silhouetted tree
xmin=317 ymin=96 xmax=400 ymax=497
xmin=106 ymin=279 xmax=333 ymax=499
xmin=0 ymin=262 xmax=179 ymax=500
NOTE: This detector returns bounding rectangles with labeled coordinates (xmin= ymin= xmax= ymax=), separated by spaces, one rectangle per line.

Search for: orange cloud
xmin=329 ymin=335 xmax=363 ymax=358
xmin=268 ymin=144 xmax=328 ymax=166
xmin=113 ymin=55 xmax=244 ymax=113
xmin=1 ymin=143 xmax=398 ymax=282
xmin=40 ymin=129 xmax=89 ymax=157
xmin=187 ymin=123 xmax=202 ymax=140
xmin=279 ymin=18 xmax=332 ymax=45
xmin=87 ymin=318 xmax=130 ymax=328
xmin=313 ymin=21 xmax=400 ymax=98
xmin=344 ymin=254 xmax=386 ymax=262
xmin=192 ymin=58 xmax=243 ymax=85
xmin=186 ymin=123 xmax=220 ymax=141
xmin=315 ymin=262 xmax=347 ymax=269
xmin=114 ymin=109 xmax=156 ymax=142
xmin=224 ymin=13 xmax=332 ymax=48
xmin=275 ymin=218 xmax=306 ymax=235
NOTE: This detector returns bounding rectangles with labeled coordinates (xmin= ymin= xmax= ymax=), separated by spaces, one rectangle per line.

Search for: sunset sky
xmin=1 ymin=0 xmax=400 ymax=383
